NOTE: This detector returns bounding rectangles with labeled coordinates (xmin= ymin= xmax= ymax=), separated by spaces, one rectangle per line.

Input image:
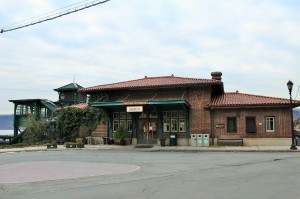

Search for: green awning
xmin=91 ymin=100 xmax=190 ymax=109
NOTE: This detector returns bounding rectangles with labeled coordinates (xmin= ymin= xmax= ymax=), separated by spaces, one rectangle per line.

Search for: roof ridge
xmin=225 ymin=92 xmax=297 ymax=101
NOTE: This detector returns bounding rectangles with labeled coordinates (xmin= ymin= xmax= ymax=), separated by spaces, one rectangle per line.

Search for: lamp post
xmin=287 ymin=80 xmax=297 ymax=150
xmin=59 ymin=93 xmax=65 ymax=140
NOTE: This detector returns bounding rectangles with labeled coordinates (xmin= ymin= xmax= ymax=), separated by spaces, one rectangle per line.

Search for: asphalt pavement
xmin=1 ymin=144 xmax=300 ymax=153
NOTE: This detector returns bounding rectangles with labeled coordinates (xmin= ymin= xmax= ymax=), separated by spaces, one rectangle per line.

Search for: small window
xmin=163 ymin=119 xmax=170 ymax=132
xmin=179 ymin=119 xmax=186 ymax=132
xmin=227 ymin=117 xmax=237 ymax=133
xmin=178 ymin=110 xmax=186 ymax=118
xmin=120 ymin=112 xmax=126 ymax=119
xmin=163 ymin=111 xmax=170 ymax=118
xmin=266 ymin=117 xmax=275 ymax=132
xmin=171 ymin=111 xmax=178 ymax=118
xmin=171 ymin=119 xmax=178 ymax=132
xmin=119 ymin=120 xmax=126 ymax=128
xmin=113 ymin=112 xmax=119 ymax=119
xmin=113 ymin=120 xmax=119 ymax=132
xmin=246 ymin=117 xmax=256 ymax=133
xmin=127 ymin=120 xmax=133 ymax=132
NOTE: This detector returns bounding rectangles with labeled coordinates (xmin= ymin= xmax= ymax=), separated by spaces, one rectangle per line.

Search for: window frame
xmin=227 ymin=117 xmax=237 ymax=133
xmin=246 ymin=116 xmax=257 ymax=133
xmin=265 ymin=116 xmax=275 ymax=133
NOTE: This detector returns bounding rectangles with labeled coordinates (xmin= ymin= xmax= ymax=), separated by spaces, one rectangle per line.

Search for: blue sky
xmin=1 ymin=0 xmax=300 ymax=114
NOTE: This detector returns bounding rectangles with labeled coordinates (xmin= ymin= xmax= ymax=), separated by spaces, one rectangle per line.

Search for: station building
xmin=80 ymin=72 xmax=300 ymax=146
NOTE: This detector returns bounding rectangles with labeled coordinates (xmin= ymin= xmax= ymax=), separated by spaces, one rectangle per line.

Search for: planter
xmin=160 ymin=138 xmax=166 ymax=147
xmin=47 ymin=144 xmax=57 ymax=149
xmin=66 ymin=144 xmax=77 ymax=148
xmin=120 ymin=139 xmax=126 ymax=146
xmin=76 ymin=144 xmax=85 ymax=148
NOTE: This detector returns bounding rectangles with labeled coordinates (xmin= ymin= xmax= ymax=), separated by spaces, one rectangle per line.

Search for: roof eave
xmin=206 ymin=103 xmax=300 ymax=110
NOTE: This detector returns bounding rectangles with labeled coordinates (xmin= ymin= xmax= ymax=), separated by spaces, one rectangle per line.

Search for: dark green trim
xmin=92 ymin=102 xmax=123 ymax=107
xmin=132 ymin=113 xmax=137 ymax=138
xmin=158 ymin=111 xmax=163 ymax=138
xmin=148 ymin=100 xmax=191 ymax=108
xmin=92 ymin=100 xmax=191 ymax=109
xmin=185 ymin=109 xmax=190 ymax=138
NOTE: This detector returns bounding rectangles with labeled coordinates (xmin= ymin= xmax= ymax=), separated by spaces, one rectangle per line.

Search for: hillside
xmin=0 ymin=114 xmax=14 ymax=130
xmin=293 ymin=108 xmax=300 ymax=120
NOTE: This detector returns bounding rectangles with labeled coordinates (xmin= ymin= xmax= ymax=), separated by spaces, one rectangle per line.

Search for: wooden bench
xmin=217 ymin=136 xmax=243 ymax=146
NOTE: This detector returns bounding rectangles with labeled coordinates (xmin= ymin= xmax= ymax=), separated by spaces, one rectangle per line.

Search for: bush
xmin=56 ymin=106 xmax=103 ymax=142
xmin=23 ymin=116 xmax=54 ymax=143
xmin=114 ymin=125 xmax=127 ymax=141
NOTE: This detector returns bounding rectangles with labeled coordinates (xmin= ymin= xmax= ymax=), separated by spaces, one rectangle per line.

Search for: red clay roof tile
xmin=69 ymin=103 xmax=89 ymax=109
xmin=210 ymin=92 xmax=300 ymax=107
xmin=80 ymin=75 xmax=221 ymax=92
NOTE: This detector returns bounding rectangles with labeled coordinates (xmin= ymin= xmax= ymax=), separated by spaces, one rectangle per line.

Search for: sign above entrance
xmin=127 ymin=106 xmax=143 ymax=112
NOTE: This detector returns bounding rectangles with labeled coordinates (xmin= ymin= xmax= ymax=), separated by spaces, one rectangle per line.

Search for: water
xmin=0 ymin=130 xmax=14 ymax=136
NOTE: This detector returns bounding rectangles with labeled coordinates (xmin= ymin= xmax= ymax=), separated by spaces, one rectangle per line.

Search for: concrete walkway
xmin=1 ymin=144 xmax=300 ymax=153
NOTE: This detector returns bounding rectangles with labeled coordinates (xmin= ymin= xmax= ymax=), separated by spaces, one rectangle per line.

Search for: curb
xmin=1 ymin=145 xmax=300 ymax=153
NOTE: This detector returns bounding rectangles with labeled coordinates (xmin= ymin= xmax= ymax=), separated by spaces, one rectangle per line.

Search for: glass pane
xmin=171 ymin=111 xmax=178 ymax=118
xmin=113 ymin=120 xmax=119 ymax=132
xmin=171 ymin=119 xmax=178 ymax=132
xmin=178 ymin=110 xmax=186 ymax=118
xmin=163 ymin=111 xmax=170 ymax=118
xmin=120 ymin=120 xmax=126 ymax=128
xmin=179 ymin=119 xmax=186 ymax=132
xmin=120 ymin=112 xmax=126 ymax=119
xmin=113 ymin=112 xmax=119 ymax=119
xmin=163 ymin=119 xmax=170 ymax=132
xmin=127 ymin=120 xmax=132 ymax=132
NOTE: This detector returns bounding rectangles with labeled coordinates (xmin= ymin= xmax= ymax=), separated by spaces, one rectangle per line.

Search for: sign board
xmin=216 ymin=124 xmax=225 ymax=128
xmin=127 ymin=106 xmax=143 ymax=112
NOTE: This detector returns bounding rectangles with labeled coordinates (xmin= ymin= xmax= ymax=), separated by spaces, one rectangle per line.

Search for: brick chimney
xmin=211 ymin=71 xmax=222 ymax=80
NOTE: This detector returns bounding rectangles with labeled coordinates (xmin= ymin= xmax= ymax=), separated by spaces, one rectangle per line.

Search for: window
xmin=171 ymin=119 xmax=178 ymax=132
xmin=179 ymin=119 xmax=186 ymax=132
xmin=120 ymin=112 xmax=126 ymax=119
xmin=127 ymin=120 xmax=133 ymax=132
xmin=113 ymin=112 xmax=119 ymax=119
xmin=120 ymin=120 xmax=126 ymax=128
xmin=266 ymin=117 xmax=275 ymax=132
xmin=113 ymin=120 xmax=119 ymax=132
xmin=246 ymin=117 xmax=256 ymax=133
xmin=227 ymin=117 xmax=237 ymax=133
xmin=163 ymin=110 xmax=186 ymax=132
xmin=113 ymin=111 xmax=132 ymax=132
xmin=171 ymin=111 xmax=178 ymax=118
xmin=163 ymin=111 xmax=170 ymax=118
xmin=178 ymin=110 xmax=186 ymax=118
xmin=163 ymin=120 xmax=170 ymax=132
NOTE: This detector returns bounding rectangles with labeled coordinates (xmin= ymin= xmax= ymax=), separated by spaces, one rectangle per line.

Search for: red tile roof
xmin=80 ymin=75 xmax=221 ymax=92
xmin=69 ymin=103 xmax=89 ymax=109
xmin=209 ymin=92 xmax=300 ymax=108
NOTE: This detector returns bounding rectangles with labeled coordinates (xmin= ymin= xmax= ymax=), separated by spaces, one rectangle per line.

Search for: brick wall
xmin=91 ymin=118 xmax=108 ymax=137
xmin=212 ymin=108 xmax=292 ymax=138
xmin=187 ymin=86 xmax=212 ymax=134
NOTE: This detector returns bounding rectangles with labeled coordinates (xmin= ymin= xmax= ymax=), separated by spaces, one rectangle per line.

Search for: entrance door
xmin=137 ymin=118 xmax=158 ymax=145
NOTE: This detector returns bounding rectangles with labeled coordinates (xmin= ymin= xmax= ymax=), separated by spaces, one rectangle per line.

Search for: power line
xmin=1 ymin=0 xmax=111 ymax=34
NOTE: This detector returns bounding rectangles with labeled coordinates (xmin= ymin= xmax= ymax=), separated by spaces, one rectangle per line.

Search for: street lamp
xmin=287 ymin=80 xmax=297 ymax=150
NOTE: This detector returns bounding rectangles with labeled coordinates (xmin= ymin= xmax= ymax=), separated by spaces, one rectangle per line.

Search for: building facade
xmin=79 ymin=72 xmax=300 ymax=146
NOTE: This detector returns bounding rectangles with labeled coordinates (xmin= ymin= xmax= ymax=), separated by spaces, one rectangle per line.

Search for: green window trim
xmin=265 ymin=116 xmax=276 ymax=133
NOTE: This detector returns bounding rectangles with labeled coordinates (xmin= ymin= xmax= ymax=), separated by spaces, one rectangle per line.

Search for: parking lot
xmin=0 ymin=150 xmax=300 ymax=199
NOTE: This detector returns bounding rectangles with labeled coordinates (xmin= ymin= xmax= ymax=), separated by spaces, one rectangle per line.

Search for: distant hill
xmin=0 ymin=114 xmax=14 ymax=130
xmin=294 ymin=109 xmax=300 ymax=120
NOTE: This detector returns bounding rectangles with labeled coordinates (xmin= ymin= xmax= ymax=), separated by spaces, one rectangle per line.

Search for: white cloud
xmin=1 ymin=0 xmax=300 ymax=114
